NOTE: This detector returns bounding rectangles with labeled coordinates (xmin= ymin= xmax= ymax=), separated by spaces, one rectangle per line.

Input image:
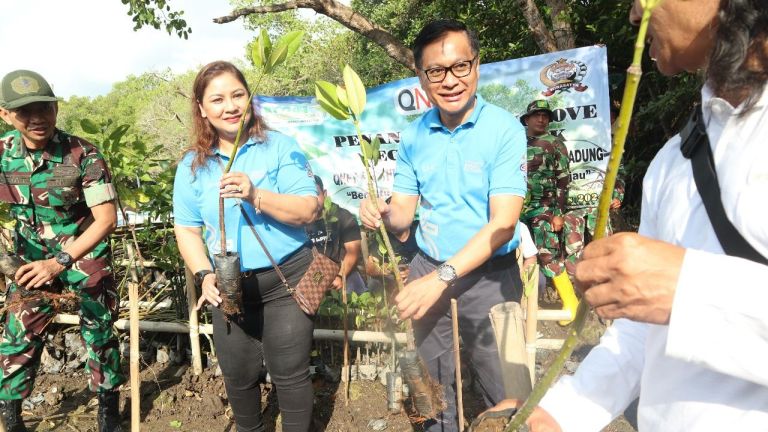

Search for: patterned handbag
xmin=241 ymin=207 xmax=339 ymax=315
xmin=289 ymin=248 xmax=340 ymax=314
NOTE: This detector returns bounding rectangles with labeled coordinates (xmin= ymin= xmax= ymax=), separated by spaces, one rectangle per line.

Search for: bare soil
xmin=19 ymin=312 xmax=636 ymax=432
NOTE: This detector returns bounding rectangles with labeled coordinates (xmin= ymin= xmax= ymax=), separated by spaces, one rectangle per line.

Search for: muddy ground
xmin=18 ymin=310 xmax=635 ymax=432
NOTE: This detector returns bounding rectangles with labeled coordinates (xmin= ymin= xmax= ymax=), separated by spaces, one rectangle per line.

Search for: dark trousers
xmin=213 ymin=247 xmax=315 ymax=432
xmin=410 ymin=253 xmax=523 ymax=432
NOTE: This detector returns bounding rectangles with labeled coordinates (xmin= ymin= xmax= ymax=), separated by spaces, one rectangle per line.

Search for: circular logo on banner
xmin=539 ymin=58 xmax=589 ymax=96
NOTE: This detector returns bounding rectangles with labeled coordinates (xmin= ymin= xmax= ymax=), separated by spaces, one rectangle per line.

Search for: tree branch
xmin=213 ymin=0 xmax=415 ymax=72
xmin=515 ymin=0 xmax=558 ymax=53
xmin=545 ymin=0 xmax=575 ymax=51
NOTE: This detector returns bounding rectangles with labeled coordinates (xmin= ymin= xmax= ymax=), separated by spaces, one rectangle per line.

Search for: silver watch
xmin=436 ymin=263 xmax=458 ymax=285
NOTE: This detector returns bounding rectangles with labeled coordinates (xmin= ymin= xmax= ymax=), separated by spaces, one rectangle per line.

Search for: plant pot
xmin=399 ymin=350 xmax=443 ymax=420
xmin=214 ymin=252 xmax=242 ymax=317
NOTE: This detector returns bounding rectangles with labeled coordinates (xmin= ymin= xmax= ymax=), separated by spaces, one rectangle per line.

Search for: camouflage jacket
xmin=0 ymin=129 xmax=116 ymax=284
xmin=613 ymin=165 xmax=626 ymax=203
xmin=523 ymin=134 xmax=570 ymax=219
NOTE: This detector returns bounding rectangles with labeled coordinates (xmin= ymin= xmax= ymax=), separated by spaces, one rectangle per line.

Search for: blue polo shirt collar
xmin=425 ymin=94 xmax=486 ymax=131
xmin=214 ymin=136 xmax=261 ymax=158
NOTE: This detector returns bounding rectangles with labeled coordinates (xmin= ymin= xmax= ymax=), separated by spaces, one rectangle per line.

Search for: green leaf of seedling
xmin=323 ymin=196 xmax=334 ymax=215
xmin=336 ymin=85 xmax=348 ymax=108
xmin=259 ymin=28 xmax=272 ymax=72
xmin=80 ymin=119 xmax=100 ymax=134
xmin=314 ymin=81 xmax=349 ymax=120
xmin=169 ymin=420 xmax=182 ymax=428
xmin=268 ymin=38 xmax=291 ymax=72
xmin=370 ymin=136 xmax=381 ymax=164
xmin=342 ymin=64 xmax=366 ymax=118
xmin=280 ymin=30 xmax=304 ymax=58
xmin=251 ymin=37 xmax=265 ymax=69
xmin=360 ymin=137 xmax=372 ymax=161
xmin=317 ymin=98 xmax=349 ymax=121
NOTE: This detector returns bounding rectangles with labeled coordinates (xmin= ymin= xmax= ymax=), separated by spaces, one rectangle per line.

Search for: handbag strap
xmin=679 ymin=104 xmax=768 ymax=265
xmin=239 ymin=205 xmax=293 ymax=289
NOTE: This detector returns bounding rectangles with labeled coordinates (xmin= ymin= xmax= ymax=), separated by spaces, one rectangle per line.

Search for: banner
xmin=258 ymin=45 xmax=611 ymax=214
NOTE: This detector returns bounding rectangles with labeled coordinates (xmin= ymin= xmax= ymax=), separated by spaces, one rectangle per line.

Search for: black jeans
xmin=212 ymin=246 xmax=314 ymax=432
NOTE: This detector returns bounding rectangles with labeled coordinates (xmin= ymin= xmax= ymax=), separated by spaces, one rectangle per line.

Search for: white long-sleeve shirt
xmin=539 ymin=85 xmax=768 ymax=431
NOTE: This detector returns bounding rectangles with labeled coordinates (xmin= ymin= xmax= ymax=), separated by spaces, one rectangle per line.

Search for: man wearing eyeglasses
xmin=360 ymin=19 xmax=527 ymax=432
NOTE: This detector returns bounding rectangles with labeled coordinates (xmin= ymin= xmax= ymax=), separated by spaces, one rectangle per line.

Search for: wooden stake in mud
xmin=124 ymin=242 xmax=142 ymax=430
xmin=185 ymin=267 xmax=203 ymax=375
xmin=341 ymin=265 xmax=350 ymax=406
xmin=524 ymin=271 xmax=539 ymax=385
xmin=451 ymin=299 xmax=465 ymax=432
xmin=128 ymin=280 xmax=140 ymax=430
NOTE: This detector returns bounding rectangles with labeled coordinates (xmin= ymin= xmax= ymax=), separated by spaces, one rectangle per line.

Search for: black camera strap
xmin=679 ymin=104 xmax=767 ymax=265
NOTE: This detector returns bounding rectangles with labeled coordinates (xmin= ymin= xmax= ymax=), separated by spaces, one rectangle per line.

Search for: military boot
xmin=97 ymin=391 xmax=123 ymax=432
xmin=0 ymin=399 xmax=27 ymax=432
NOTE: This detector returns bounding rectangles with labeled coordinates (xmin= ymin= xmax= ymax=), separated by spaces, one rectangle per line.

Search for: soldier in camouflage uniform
xmin=0 ymin=70 xmax=124 ymax=432
xmin=519 ymin=100 xmax=570 ymax=278
xmin=562 ymin=163 xmax=626 ymax=276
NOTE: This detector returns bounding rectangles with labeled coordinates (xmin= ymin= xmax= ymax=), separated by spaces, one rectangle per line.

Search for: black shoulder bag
xmin=679 ymin=104 xmax=768 ymax=265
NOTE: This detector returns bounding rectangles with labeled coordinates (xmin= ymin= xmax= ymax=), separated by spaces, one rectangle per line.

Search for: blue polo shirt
xmin=393 ymin=95 xmax=527 ymax=261
xmin=173 ymin=131 xmax=317 ymax=270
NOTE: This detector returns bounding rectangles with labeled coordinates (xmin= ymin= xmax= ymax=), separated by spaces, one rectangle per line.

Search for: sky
xmin=0 ymin=0 xmax=256 ymax=98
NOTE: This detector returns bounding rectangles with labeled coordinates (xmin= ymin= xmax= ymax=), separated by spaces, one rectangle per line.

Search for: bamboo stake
xmin=128 ymin=281 xmax=140 ymax=431
xmin=185 ymin=267 xmax=203 ymax=375
xmin=524 ymin=276 xmax=539 ymax=385
xmin=451 ymin=299 xmax=464 ymax=432
xmin=504 ymin=2 xmax=660 ymax=430
xmin=125 ymin=243 xmax=142 ymax=431
xmin=342 ymin=266 xmax=350 ymax=406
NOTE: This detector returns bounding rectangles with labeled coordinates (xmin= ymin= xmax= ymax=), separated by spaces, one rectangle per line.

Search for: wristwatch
xmin=435 ymin=263 xmax=458 ymax=285
xmin=194 ymin=269 xmax=214 ymax=288
xmin=55 ymin=251 xmax=73 ymax=268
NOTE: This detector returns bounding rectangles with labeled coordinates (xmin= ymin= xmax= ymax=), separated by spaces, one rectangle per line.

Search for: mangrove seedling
xmin=315 ymin=66 xmax=445 ymax=420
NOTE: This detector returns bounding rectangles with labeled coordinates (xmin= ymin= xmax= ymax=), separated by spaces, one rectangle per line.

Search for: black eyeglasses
xmin=421 ymin=56 xmax=478 ymax=83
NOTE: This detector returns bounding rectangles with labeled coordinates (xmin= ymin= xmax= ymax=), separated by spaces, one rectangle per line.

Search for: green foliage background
xmin=52 ymin=0 xmax=703 ymax=227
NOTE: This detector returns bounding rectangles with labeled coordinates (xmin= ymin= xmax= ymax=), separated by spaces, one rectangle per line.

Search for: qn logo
xmin=395 ymin=85 xmax=432 ymax=116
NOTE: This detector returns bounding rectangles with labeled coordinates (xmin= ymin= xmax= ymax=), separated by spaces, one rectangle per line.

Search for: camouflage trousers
xmin=524 ymin=210 xmax=580 ymax=279
xmin=0 ymin=275 xmax=125 ymax=400
xmin=562 ymin=208 xmax=614 ymax=275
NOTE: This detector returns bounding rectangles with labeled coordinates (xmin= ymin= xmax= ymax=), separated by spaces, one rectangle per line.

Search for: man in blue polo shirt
xmin=360 ymin=19 xmax=527 ymax=432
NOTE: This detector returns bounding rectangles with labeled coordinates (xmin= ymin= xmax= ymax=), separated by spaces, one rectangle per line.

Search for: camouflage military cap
xmin=520 ymin=99 xmax=554 ymax=126
xmin=0 ymin=70 xmax=58 ymax=110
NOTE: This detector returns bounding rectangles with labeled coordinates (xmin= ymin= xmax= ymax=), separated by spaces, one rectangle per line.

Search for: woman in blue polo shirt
xmin=173 ymin=61 xmax=319 ymax=432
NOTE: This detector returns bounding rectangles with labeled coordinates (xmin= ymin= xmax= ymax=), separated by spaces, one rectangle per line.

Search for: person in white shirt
xmin=491 ymin=1 xmax=768 ymax=431
xmin=519 ymin=222 xmax=538 ymax=271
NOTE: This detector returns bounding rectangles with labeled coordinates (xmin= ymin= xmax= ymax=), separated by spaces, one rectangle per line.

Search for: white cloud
xmin=0 ymin=0 xmax=254 ymax=98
